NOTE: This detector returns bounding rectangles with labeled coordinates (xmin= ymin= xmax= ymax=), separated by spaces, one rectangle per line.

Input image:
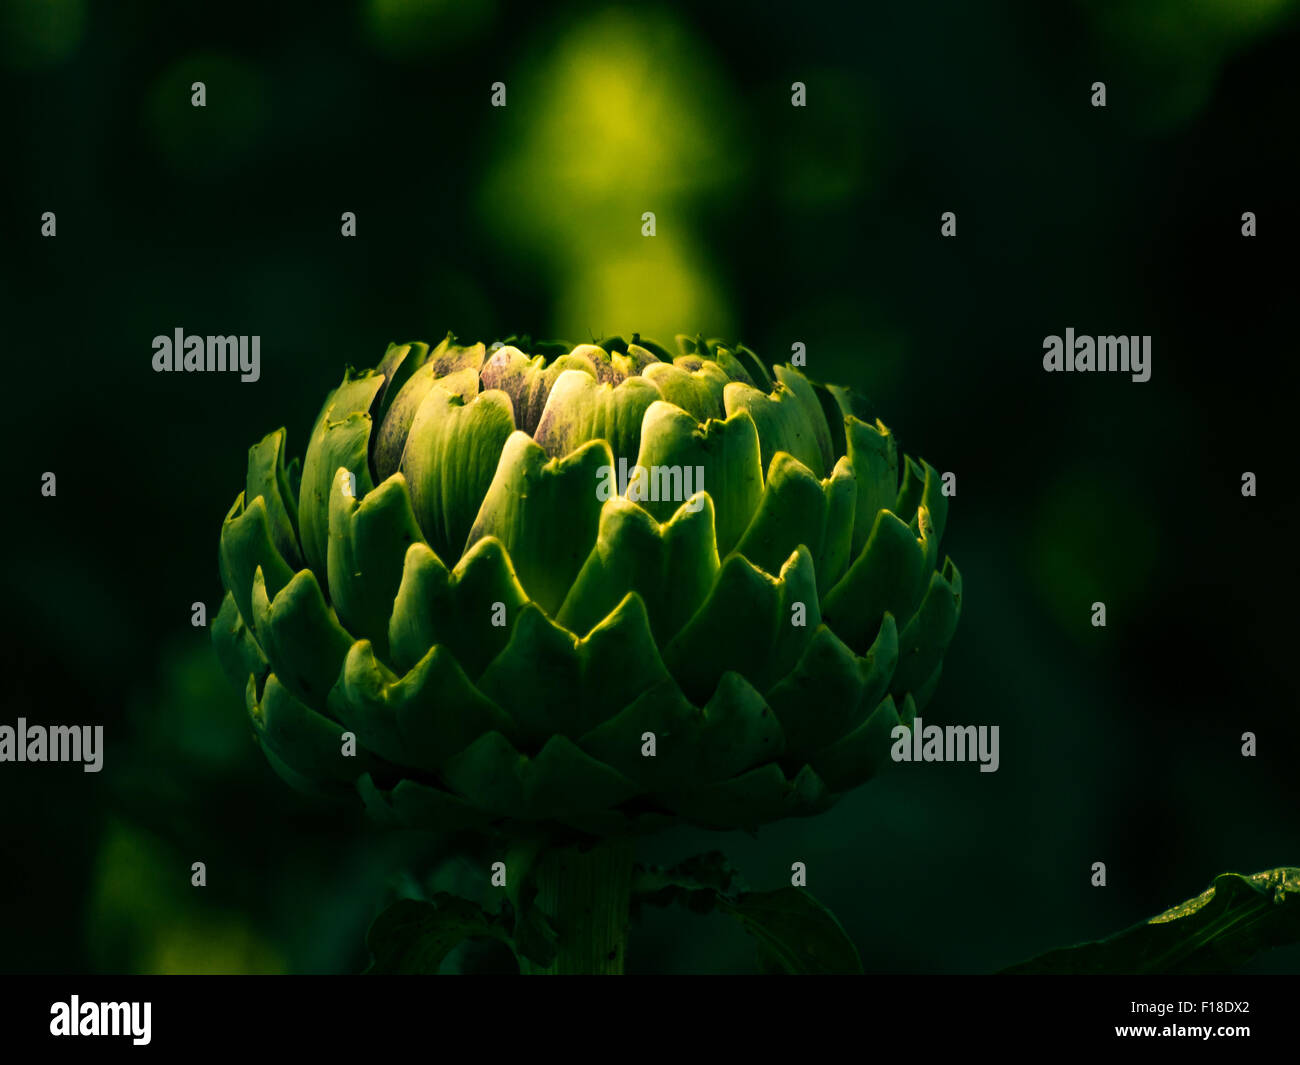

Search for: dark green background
xmin=3 ymin=0 xmax=1297 ymax=973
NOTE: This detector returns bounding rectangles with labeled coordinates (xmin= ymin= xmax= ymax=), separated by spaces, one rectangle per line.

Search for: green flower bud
xmin=214 ymin=333 xmax=960 ymax=839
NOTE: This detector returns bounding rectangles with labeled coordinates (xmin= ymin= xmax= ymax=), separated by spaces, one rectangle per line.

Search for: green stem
xmin=522 ymin=837 xmax=635 ymax=975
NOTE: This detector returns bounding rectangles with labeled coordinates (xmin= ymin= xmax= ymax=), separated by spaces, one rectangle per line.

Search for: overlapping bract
xmin=213 ymin=333 xmax=961 ymax=838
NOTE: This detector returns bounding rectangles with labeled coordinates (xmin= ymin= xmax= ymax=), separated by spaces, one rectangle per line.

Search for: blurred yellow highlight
xmin=89 ymin=819 xmax=286 ymax=975
xmin=480 ymin=8 xmax=745 ymax=342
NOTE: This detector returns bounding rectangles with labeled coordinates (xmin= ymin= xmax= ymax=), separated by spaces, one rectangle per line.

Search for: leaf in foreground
xmin=1002 ymin=867 xmax=1300 ymax=974
xmin=633 ymin=852 xmax=862 ymax=974
xmin=365 ymin=895 xmax=512 ymax=974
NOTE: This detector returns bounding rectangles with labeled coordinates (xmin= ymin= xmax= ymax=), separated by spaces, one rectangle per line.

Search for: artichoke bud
xmin=214 ymin=334 xmax=960 ymax=839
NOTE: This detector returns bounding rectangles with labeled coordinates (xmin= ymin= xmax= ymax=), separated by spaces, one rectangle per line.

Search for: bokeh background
xmin=3 ymin=0 xmax=1298 ymax=974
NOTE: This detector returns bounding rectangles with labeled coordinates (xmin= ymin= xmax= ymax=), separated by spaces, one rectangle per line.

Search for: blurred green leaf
xmin=1003 ymin=868 xmax=1300 ymax=974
